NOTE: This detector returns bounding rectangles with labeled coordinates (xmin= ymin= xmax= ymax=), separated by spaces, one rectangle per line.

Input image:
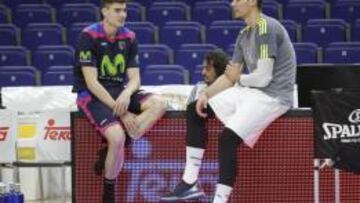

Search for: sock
xmin=182 ymin=146 xmax=205 ymax=184
xmin=103 ymin=178 xmax=116 ymax=203
xmin=212 ymin=184 xmax=233 ymax=203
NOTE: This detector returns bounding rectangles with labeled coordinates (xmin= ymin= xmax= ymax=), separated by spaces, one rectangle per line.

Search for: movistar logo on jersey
xmin=79 ymin=51 xmax=91 ymax=62
xmin=100 ymin=54 xmax=126 ymax=77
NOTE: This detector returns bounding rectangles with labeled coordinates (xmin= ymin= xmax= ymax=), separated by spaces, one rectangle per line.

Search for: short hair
xmin=101 ymin=0 xmax=126 ymax=8
xmin=205 ymin=50 xmax=229 ymax=77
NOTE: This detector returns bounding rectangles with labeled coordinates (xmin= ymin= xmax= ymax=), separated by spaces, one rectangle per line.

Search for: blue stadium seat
xmin=192 ymin=1 xmax=231 ymax=26
xmin=303 ymin=19 xmax=347 ymax=47
xmin=227 ymin=43 xmax=235 ymax=56
xmin=0 ymin=46 xmax=29 ymax=66
xmin=3 ymin=0 xmax=42 ymax=9
xmin=352 ymin=19 xmax=360 ymax=41
xmin=207 ymin=20 xmax=246 ymax=50
xmin=32 ymin=45 xmax=74 ymax=73
xmin=151 ymin=0 xmax=195 ymax=7
xmin=142 ymin=65 xmax=189 ymax=85
xmin=145 ymin=64 xmax=189 ymax=74
xmin=0 ymin=5 xmax=10 ymax=24
xmin=293 ymin=42 xmax=319 ymax=64
xmin=134 ymin=0 xmax=153 ymax=8
xmin=125 ymin=21 xmax=156 ymax=44
xmin=127 ymin=2 xmax=144 ymax=22
xmin=280 ymin=19 xmax=298 ymax=42
xmin=58 ymin=3 xmax=99 ymax=27
xmin=67 ymin=22 xmax=94 ymax=47
xmin=0 ymin=24 xmax=18 ymax=46
xmin=14 ymin=4 xmax=53 ymax=28
xmin=138 ymin=44 xmax=172 ymax=69
xmin=44 ymin=0 xmax=88 ymax=8
xmin=276 ymin=0 xmax=291 ymax=5
xmin=87 ymin=0 xmax=100 ymax=6
xmin=147 ymin=2 xmax=188 ymax=26
xmin=175 ymin=44 xmax=218 ymax=73
xmin=331 ymin=0 xmax=360 ymax=24
xmin=191 ymin=64 xmax=203 ymax=84
xmin=284 ymin=0 xmax=326 ymax=25
xmin=48 ymin=65 xmax=74 ymax=72
xmin=42 ymin=71 xmax=73 ymax=86
xmin=160 ymin=21 xmax=202 ymax=50
xmin=263 ymin=0 xmax=281 ymax=19
xmin=22 ymin=23 xmax=64 ymax=50
xmin=324 ymin=42 xmax=360 ymax=64
xmin=0 ymin=66 xmax=37 ymax=86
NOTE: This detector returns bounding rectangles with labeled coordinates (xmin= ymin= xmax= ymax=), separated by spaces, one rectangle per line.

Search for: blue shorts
xmin=76 ymin=86 xmax=151 ymax=135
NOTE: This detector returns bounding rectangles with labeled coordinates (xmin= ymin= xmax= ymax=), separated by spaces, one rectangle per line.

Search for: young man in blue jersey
xmin=161 ymin=0 xmax=296 ymax=202
xmin=73 ymin=0 xmax=166 ymax=202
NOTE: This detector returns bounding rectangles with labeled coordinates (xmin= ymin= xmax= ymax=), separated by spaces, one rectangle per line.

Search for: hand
xmin=225 ymin=61 xmax=242 ymax=82
xmin=120 ymin=113 xmax=140 ymax=139
xmin=113 ymin=90 xmax=131 ymax=116
xmin=196 ymin=92 xmax=208 ymax=118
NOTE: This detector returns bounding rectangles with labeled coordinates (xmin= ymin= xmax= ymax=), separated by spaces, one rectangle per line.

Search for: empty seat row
xmin=0 ymin=46 xmax=74 ymax=72
xmin=2 ymin=18 xmax=358 ymax=51
xmin=0 ymin=65 xmax=190 ymax=87
xmin=1 ymin=41 xmax=359 ymax=77
xmin=0 ymin=3 xmax=100 ymax=26
xmin=0 ymin=65 xmax=73 ymax=87
xmin=1 ymin=0 xmax=360 ymax=27
xmin=1 ymin=40 xmax=359 ymax=87
xmin=1 ymin=0 xmax=100 ymax=8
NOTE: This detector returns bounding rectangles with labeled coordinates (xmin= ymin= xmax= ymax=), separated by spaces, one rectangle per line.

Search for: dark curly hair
xmin=204 ymin=50 xmax=230 ymax=77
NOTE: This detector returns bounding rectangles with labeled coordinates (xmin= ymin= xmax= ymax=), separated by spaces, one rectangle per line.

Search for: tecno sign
xmin=0 ymin=127 xmax=9 ymax=141
xmin=44 ymin=119 xmax=71 ymax=140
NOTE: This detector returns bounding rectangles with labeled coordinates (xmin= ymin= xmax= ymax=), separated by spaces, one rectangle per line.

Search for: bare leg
xmin=121 ymin=95 xmax=166 ymax=139
xmin=103 ymin=124 xmax=126 ymax=179
xmin=101 ymin=124 xmax=126 ymax=203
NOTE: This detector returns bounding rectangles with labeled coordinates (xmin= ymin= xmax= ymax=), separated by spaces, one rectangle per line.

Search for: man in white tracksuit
xmin=161 ymin=0 xmax=296 ymax=202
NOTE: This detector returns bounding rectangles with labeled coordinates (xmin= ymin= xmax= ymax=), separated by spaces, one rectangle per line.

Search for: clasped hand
xmin=113 ymin=90 xmax=131 ymax=116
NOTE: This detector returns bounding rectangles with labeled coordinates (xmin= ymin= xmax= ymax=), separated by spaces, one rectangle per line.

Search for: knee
xmin=186 ymin=101 xmax=197 ymax=113
xmin=147 ymin=95 xmax=167 ymax=113
xmin=219 ymin=128 xmax=242 ymax=150
xmin=155 ymin=96 xmax=167 ymax=113
xmin=104 ymin=125 xmax=126 ymax=149
xmin=186 ymin=101 xmax=200 ymax=120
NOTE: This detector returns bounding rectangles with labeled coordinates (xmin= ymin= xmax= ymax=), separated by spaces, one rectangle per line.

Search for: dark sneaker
xmin=160 ymin=181 xmax=205 ymax=202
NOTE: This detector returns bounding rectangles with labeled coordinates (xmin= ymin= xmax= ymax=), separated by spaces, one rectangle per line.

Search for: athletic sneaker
xmin=160 ymin=181 xmax=205 ymax=201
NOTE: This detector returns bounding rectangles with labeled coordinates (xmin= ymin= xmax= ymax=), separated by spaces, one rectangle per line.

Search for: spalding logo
xmin=348 ymin=109 xmax=360 ymax=124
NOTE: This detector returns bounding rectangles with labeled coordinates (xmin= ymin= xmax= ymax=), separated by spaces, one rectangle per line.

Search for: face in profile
xmin=202 ymin=60 xmax=218 ymax=85
xmin=102 ymin=2 xmax=127 ymax=28
xmin=231 ymin=0 xmax=254 ymax=19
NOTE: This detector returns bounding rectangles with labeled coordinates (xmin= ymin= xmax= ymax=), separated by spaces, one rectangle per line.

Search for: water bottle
xmin=0 ymin=183 xmax=10 ymax=203
xmin=8 ymin=184 xmax=23 ymax=203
